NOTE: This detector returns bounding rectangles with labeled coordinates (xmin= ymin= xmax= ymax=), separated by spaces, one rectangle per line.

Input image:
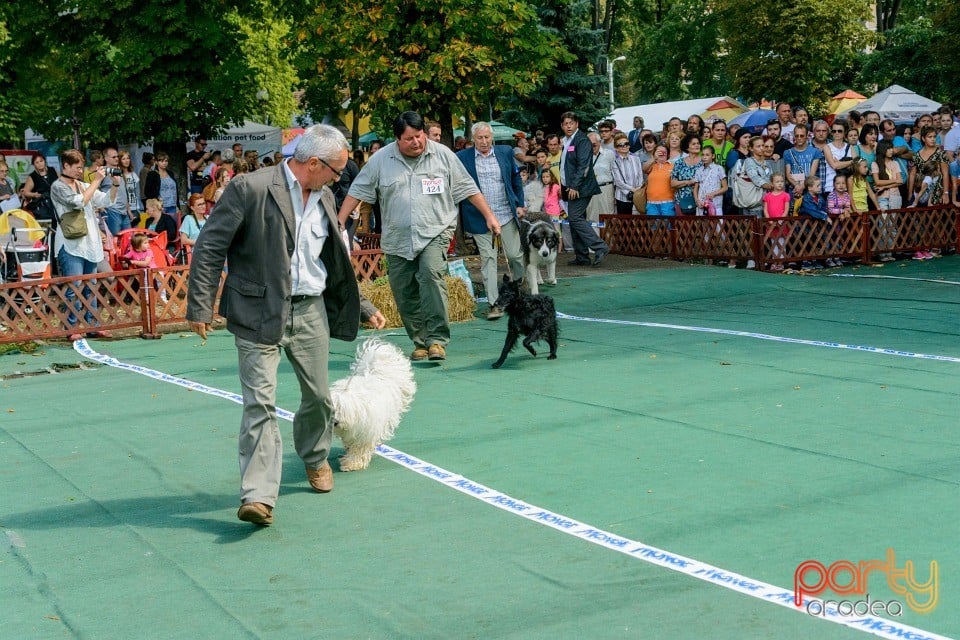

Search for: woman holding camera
xmin=49 ymin=149 xmax=118 ymax=338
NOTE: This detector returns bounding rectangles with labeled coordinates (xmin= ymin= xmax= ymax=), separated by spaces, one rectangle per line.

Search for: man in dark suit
xmin=456 ymin=122 xmax=526 ymax=320
xmin=559 ymin=111 xmax=609 ymax=265
xmin=628 ymin=116 xmax=645 ymax=153
xmin=187 ymin=124 xmax=385 ymax=527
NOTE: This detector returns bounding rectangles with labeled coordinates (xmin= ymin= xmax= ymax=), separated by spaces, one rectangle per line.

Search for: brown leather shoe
xmin=237 ymin=502 xmax=273 ymax=526
xmin=428 ymin=344 xmax=446 ymax=360
xmin=411 ymin=347 xmax=429 ymax=361
xmin=306 ymin=461 xmax=333 ymax=493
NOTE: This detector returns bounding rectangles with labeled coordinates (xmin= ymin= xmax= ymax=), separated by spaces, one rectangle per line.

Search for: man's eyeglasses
xmin=615 ymin=142 xmax=630 ymax=148
xmin=318 ymin=157 xmax=342 ymax=178
xmin=832 ymin=128 xmax=845 ymax=133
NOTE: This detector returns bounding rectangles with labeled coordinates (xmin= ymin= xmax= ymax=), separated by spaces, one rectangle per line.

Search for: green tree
xmin=500 ymin=0 xmax=606 ymax=131
xmin=294 ymin=0 xmax=565 ymax=145
xmin=616 ymin=0 xmax=727 ymax=104
xmin=0 ymin=14 xmax=19 ymax=145
xmin=857 ymin=18 xmax=943 ymax=102
xmin=7 ymin=0 xmax=294 ymax=169
xmin=714 ymin=0 xmax=875 ymax=112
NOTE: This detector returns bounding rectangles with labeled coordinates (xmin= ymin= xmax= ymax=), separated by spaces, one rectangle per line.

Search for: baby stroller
xmin=1 ymin=212 xmax=54 ymax=320
xmin=1 ymin=209 xmax=53 ymax=284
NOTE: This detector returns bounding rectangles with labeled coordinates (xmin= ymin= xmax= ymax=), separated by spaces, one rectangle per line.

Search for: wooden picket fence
xmin=600 ymin=205 xmax=958 ymax=268
xmin=1 ymin=248 xmax=387 ymax=344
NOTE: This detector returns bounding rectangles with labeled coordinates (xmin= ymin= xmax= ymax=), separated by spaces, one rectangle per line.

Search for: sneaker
xmin=745 ymin=260 xmax=755 ymax=270
xmin=486 ymin=305 xmax=504 ymax=321
xmin=727 ymin=261 xmax=737 ymax=269
xmin=770 ymin=264 xmax=784 ymax=272
xmin=411 ymin=347 xmax=429 ymax=361
xmin=811 ymin=261 xmax=825 ymax=270
xmin=912 ymin=252 xmax=926 ymax=260
xmin=801 ymin=261 xmax=813 ymax=270
xmin=428 ymin=344 xmax=446 ymax=361
xmin=879 ymin=254 xmax=895 ymax=262
xmin=921 ymin=251 xmax=935 ymax=259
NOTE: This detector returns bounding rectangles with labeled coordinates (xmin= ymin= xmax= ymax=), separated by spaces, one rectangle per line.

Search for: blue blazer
xmin=456 ymin=145 xmax=525 ymax=235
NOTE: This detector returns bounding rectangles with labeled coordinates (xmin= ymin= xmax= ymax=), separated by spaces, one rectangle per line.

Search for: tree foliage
xmin=862 ymin=0 xmax=960 ymax=105
xmin=293 ymin=0 xmax=566 ymax=143
xmin=500 ymin=0 xmax=606 ymax=130
xmin=0 ymin=13 xmax=19 ymax=144
xmin=858 ymin=18 xmax=941 ymax=100
xmin=616 ymin=0 xmax=727 ymax=104
xmin=714 ymin=0 xmax=875 ymax=111
xmin=8 ymin=0 xmax=291 ymax=146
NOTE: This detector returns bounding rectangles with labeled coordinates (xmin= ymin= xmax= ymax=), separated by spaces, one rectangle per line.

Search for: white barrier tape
xmin=559 ymin=219 xmax=605 ymax=228
xmin=828 ymin=273 xmax=960 ymax=286
xmin=555 ymin=312 xmax=960 ymax=363
xmin=72 ymin=340 xmax=952 ymax=640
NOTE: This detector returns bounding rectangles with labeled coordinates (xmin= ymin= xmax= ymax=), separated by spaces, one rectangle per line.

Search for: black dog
xmin=491 ymin=275 xmax=559 ymax=369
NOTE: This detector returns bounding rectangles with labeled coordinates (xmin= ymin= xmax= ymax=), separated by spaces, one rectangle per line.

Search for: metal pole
xmin=608 ymin=56 xmax=626 ymax=115
xmin=608 ymin=64 xmax=615 ymax=115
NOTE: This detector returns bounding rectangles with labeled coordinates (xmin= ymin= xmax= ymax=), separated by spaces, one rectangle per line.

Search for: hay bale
xmin=359 ymin=276 xmax=476 ymax=329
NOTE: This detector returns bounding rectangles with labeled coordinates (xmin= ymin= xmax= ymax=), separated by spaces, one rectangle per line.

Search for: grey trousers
xmin=234 ymin=297 xmax=332 ymax=507
xmin=387 ymin=230 xmax=454 ymax=348
xmin=473 ymin=218 xmax=525 ymax=307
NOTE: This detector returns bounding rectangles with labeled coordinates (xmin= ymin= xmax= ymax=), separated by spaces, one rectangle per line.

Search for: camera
xmin=105 ymin=168 xmax=123 ymax=177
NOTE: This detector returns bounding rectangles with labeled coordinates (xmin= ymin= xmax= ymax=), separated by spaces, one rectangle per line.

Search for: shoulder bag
xmin=59 ymin=209 xmax=88 ymax=239
xmin=731 ymin=159 xmax=763 ymax=209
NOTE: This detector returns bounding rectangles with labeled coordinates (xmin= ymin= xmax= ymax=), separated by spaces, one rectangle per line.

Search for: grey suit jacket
xmin=187 ymin=164 xmax=370 ymax=345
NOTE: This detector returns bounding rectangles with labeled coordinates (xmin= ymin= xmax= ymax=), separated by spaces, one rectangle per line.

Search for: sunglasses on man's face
xmin=616 ymin=142 xmax=630 ymax=148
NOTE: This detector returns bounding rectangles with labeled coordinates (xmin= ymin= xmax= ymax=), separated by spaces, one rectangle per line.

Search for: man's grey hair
xmin=471 ymin=122 xmax=493 ymax=137
xmin=294 ymin=124 xmax=348 ymax=163
xmin=812 ymin=119 xmax=829 ymax=129
xmin=588 ymin=132 xmax=601 ymax=143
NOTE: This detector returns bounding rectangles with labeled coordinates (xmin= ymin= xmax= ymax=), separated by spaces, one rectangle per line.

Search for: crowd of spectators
xmin=468 ymin=102 xmax=959 ymax=267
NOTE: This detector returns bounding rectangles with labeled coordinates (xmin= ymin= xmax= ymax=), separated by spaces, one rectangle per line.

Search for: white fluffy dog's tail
xmin=330 ymin=338 xmax=416 ymax=471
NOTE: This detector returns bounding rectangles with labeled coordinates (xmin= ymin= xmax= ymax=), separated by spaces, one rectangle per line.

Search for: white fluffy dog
xmin=330 ymin=337 xmax=416 ymax=471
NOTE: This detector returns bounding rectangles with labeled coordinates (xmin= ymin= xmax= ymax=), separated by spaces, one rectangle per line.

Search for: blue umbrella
xmin=281 ymin=134 xmax=302 ymax=157
xmin=728 ymin=109 xmax=777 ymax=135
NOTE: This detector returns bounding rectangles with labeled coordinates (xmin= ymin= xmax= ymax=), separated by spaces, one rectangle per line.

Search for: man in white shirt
xmin=586 ymin=132 xmax=615 ymax=234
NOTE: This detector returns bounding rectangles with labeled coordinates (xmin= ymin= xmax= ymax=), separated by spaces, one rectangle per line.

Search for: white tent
xmin=607 ymin=97 xmax=735 ymax=132
xmin=204 ymin=121 xmax=282 ymax=159
xmin=835 ymin=84 xmax=940 ymax=124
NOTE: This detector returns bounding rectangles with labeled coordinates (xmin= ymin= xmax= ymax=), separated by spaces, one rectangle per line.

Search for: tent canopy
xmin=454 ymin=121 xmax=524 ymax=142
xmin=608 ymin=97 xmax=741 ymax=132
xmin=835 ymin=84 xmax=940 ymax=124
xmin=699 ymin=98 xmax=748 ymax=123
xmin=206 ymin=120 xmax=283 ymax=158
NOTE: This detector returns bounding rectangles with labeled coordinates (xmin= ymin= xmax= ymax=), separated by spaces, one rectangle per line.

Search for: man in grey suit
xmin=187 ymin=124 xmax=385 ymax=527
xmin=559 ymin=111 xmax=609 ymax=266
